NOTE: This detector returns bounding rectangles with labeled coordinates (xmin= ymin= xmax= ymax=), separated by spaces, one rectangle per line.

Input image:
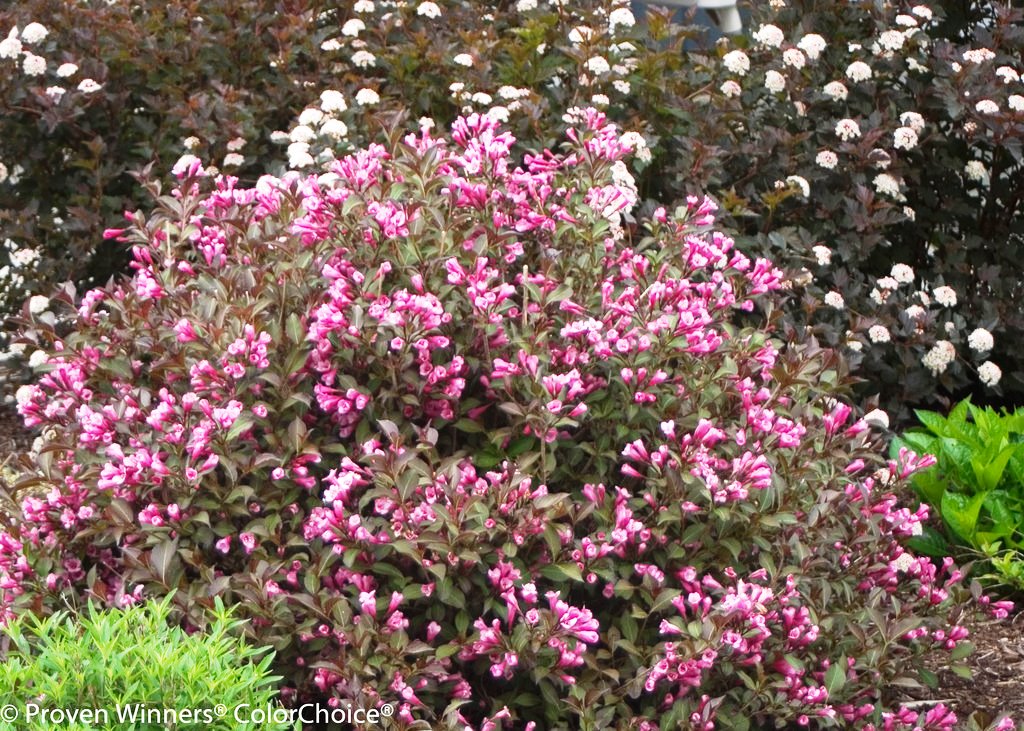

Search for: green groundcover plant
xmin=895 ymin=398 xmax=1024 ymax=592
xmin=0 ymin=111 xmax=1016 ymax=730
xmin=0 ymin=594 xmax=289 ymax=731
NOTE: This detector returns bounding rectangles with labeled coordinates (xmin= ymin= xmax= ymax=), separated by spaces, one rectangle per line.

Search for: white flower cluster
xmin=978 ymin=361 xmax=1002 ymax=387
xmin=967 ymin=327 xmax=993 ymax=352
xmin=932 ymin=285 xmax=957 ymax=307
xmin=835 ymin=118 xmax=861 ymax=141
xmin=922 ymin=340 xmax=955 ymax=375
xmin=868 ymin=325 xmax=891 ymax=343
xmin=275 ymin=89 xmax=354 ymax=169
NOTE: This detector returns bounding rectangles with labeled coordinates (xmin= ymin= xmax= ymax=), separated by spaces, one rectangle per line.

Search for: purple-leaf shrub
xmin=0 ymin=111 xmax=1013 ymax=730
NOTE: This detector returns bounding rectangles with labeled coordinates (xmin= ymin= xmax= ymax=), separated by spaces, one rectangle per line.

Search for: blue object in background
xmin=631 ymin=1 xmax=752 ymax=46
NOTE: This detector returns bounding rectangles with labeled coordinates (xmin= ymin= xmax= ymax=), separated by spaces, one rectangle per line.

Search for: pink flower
xmin=239 ymin=532 xmax=257 ymax=554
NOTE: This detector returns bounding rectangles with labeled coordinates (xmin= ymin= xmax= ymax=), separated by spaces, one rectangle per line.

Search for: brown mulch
xmin=902 ymin=612 xmax=1024 ymax=728
xmin=0 ymin=403 xmax=1021 ymax=727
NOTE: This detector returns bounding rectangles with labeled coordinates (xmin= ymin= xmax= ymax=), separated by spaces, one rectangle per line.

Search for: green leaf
xmin=824 ymin=659 xmax=846 ymax=695
xmin=285 ymin=313 xmax=304 ymax=344
xmin=151 ymin=539 xmax=179 ymax=587
xmin=539 ymin=563 xmax=583 ymax=583
xmin=906 ymin=526 xmax=952 ymax=558
xmin=941 ymin=491 xmax=987 ymax=544
xmin=950 ymin=641 xmax=975 ymax=662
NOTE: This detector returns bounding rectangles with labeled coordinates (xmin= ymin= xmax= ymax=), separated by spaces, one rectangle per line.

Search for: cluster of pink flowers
xmin=0 ymin=107 xmax=1013 ymax=730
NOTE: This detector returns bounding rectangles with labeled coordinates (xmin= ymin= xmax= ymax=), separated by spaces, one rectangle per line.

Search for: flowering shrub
xmin=698 ymin=0 xmax=1024 ymax=419
xmin=259 ymin=0 xmax=1024 ymax=420
xmin=4 ymin=0 xmax=1022 ymax=421
xmin=0 ymin=595 xmax=287 ymax=730
xmin=0 ymin=112 xmax=1015 ymax=729
xmin=0 ymin=0 xmax=326 ymax=315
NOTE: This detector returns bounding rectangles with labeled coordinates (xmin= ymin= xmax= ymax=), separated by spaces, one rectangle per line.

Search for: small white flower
xmin=864 ymin=408 xmax=890 ymax=429
xmin=352 ymin=50 xmax=376 ymax=68
xmin=812 ymin=245 xmax=831 ymax=265
xmin=816 ymin=150 xmax=838 ymax=169
xmin=895 ymin=14 xmax=918 ymax=27
xmin=912 ymin=6 xmax=933 ymax=20
xmin=797 ymin=33 xmax=826 ymax=60
xmin=77 ymin=79 xmax=102 ymax=94
xmin=298 ymin=107 xmax=325 ymax=127
xmin=568 ymin=26 xmax=593 ymax=45
xmin=453 ymin=53 xmax=474 ymax=67
xmin=835 ymin=118 xmax=861 ymax=141
xmin=967 ymin=327 xmax=994 ymax=352
xmin=487 ymin=105 xmax=510 ymax=123
xmin=226 ymin=137 xmax=246 ymax=152
xmin=720 ymin=80 xmax=742 ymax=98
xmin=1009 ymin=95 xmax=1024 ymax=112
xmin=608 ymin=7 xmax=635 ymax=31
xmin=320 ymin=90 xmax=347 ymax=113
xmin=823 ymin=81 xmax=848 ymax=101
xmin=45 ymin=86 xmax=65 ymax=102
xmin=868 ymin=325 xmax=891 ymax=344
xmin=764 ymin=70 xmax=786 ymax=93
xmin=933 ymin=283 xmax=957 ymax=307
xmin=21 ymin=22 xmax=48 ymax=44
xmin=722 ymin=50 xmax=750 ymax=76
xmin=975 ymin=99 xmax=999 ymax=115
xmin=963 ymin=48 xmax=996 ymax=64
xmin=56 ymin=62 xmax=78 ymax=78
xmin=891 ymin=263 xmax=915 ymax=284
xmin=904 ymin=206 xmax=916 ymax=221
xmin=354 ymin=0 xmax=375 ymax=12
xmin=922 ymin=340 xmax=956 ymax=375
xmin=978 ymin=361 xmax=1002 ymax=387
xmin=824 ymin=291 xmax=845 ymax=309
xmin=590 ymin=94 xmax=609 ymax=107
xmin=995 ymin=66 xmax=1020 ymax=83
xmin=893 ymin=126 xmax=919 ymax=150
xmin=321 ymin=38 xmax=343 ymax=51
xmin=289 ymin=125 xmax=316 ymax=143
xmin=341 ymin=19 xmax=365 ymax=36
xmin=15 ymin=385 xmax=35 ymax=406
xmin=753 ymin=24 xmax=785 ymax=48
xmin=28 ymin=295 xmax=50 ymax=314
xmin=846 ymin=61 xmax=873 ymax=82
xmin=320 ymin=118 xmax=348 ymax=139
xmin=782 ymin=48 xmax=806 ymax=69
xmin=222 ymin=153 xmax=244 ymax=167
xmin=516 ymin=0 xmax=537 ymax=10
xmin=417 ymin=1 xmax=442 ymax=18
xmin=873 ymin=173 xmax=902 ymax=199
xmin=899 ymin=111 xmax=925 ymax=133
xmin=877 ymin=30 xmax=905 ymax=52
xmin=288 ymin=150 xmax=314 ymax=169
xmin=183 ymin=136 xmax=201 ymax=150
xmin=892 ymin=553 xmax=915 ymax=572
xmin=586 ymin=56 xmax=610 ymax=75
xmin=964 ymin=160 xmax=987 ymax=182
xmin=470 ymin=92 xmax=492 ymax=106
xmin=613 ymin=79 xmax=631 ymax=94
xmin=22 ymin=53 xmax=46 ymax=77
xmin=0 ymin=35 xmax=21 ymax=59
xmin=355 ymin=88 xmax=380 ymax=105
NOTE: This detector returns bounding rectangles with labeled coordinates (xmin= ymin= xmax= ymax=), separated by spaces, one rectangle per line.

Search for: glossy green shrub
xmin=896 ymin=398 xmax=1024 ymax=591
